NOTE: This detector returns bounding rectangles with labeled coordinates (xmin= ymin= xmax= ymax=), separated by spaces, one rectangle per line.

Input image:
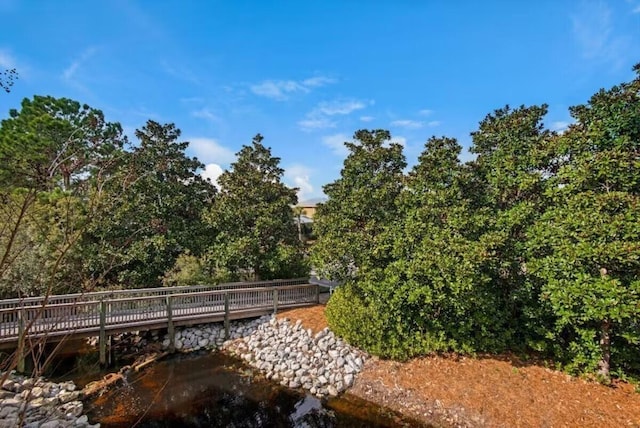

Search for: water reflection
xmin=85 ymin=351 xmax=424 ymax=428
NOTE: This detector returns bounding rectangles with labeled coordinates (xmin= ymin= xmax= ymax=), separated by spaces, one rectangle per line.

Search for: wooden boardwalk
xmin=0 ymin=278 xmax=319 ymax=351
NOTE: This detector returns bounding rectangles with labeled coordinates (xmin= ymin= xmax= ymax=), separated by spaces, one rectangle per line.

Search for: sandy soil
xmin=277 ymin=304 xmax=640 ymax=428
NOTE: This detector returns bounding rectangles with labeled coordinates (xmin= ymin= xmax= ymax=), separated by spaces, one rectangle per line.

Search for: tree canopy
xmin=319 ymin=64 xmax=640 ymax=380
xmin=203 ymin=134 xmax=307 ymax=282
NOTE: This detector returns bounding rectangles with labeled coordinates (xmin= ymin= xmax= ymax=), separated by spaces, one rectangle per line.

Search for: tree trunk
xmin=597 ymin=267 xmax=611 ymax=379
xmin=598 ymin=318 xmax=611 ymax=379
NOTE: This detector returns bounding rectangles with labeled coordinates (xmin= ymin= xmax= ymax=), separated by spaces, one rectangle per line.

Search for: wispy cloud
xmin=303 ymin=76 xmax=337 ymax=87
xmin=571 ymin=1 xmax=628 ymax=68
xmin=322 ymin=133 xmax=351 ymax=157
xmin=360 ymin=116 xmax=375 ymax=122
xmin=161 ymin=60 xmax=201 ymax=85
xmin=298 ymin=117 xmax=336 ymax=130
xmin=299 ymin=99 xmax=369 ymax=131
xmin=418 ymin=109 xmax=434 ymax=116
xmin=628 ymin=0 xmax=640 ymax=13
xmin=0 ymin=48 xmax=17 ymax=69
xmin=127 ymin=106 xmax=161 ymax=120
xmin=192 ymin=108 xmax=221 ymax=123
xmin=188 ymin=137 xmax=236 ymax=164
xmin=427 ymin=120 xmax=441 ymax=127
xmin=62 ymin=46 xmax=97 ymax=81
xmin=316 ymin=99 xmax=366 ymax=115
xmin=251 ymin=80 xmax=305 ymax=100
xmin=391 ymin=119 xmax=423 ymax=129
xmin=284 ymin=164 xmax=315 ymax=200
xmin=250 ymin=75 xmax=336 ymax=101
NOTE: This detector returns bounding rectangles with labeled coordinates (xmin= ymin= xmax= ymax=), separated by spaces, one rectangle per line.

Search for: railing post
xmin=17 ymin=310 xmax=25 ymax=373
xmin=315 ymin=284 xmax=320 ymax=304
xmin=224 ymin=292 xmax=230 ymax=340
xmin=273 ymin=288 xmax=278 ymax=314
xmin=99 ymin=300 xmax=107 ymax=366
xmin=166 ymin=296 xmax=175 ymax=353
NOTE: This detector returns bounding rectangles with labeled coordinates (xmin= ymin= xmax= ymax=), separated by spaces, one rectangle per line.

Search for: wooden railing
xmin=0 ymin=278 xmax=309 ymax=311
xmin=0 ymin=279 xmax=318 ymax=345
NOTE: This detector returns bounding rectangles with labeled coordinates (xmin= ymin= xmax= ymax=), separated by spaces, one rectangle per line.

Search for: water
xmin=80 ymin=351 xmax=426 ymax=428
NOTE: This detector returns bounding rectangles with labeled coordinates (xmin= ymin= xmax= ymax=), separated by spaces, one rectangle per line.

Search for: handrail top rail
xmin=86 ymin=284 xmax=313 ymax=305
xmin=0 ymin=283 xmax=316 ymax=312
xmin=0 ymin=278 xmax=309 ymax=306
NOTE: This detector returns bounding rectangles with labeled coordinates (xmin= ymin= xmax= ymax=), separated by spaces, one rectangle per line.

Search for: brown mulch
xmin=277 ymin=305 xmax=640 ymax=428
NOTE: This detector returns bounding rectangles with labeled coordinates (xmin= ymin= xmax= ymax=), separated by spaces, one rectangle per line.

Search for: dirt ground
xmin=277 ymin=304 xmax=640 ymax=428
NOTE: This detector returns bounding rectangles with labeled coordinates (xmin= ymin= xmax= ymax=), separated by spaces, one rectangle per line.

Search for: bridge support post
xmin=99 ymin=300 xmax=107 ymax=366
xmin=17 ymin=310 xmax=25 ymax=373
xmin=224 ymin=292 xmax=230 ymax=340
xmin=166 ymin=296 xmax=175 ymax=353
xmin=273 ymin=288 xmax=279 ymax=314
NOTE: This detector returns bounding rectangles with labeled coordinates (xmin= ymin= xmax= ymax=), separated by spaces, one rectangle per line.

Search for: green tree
xmin=316 ymin=130 xmax=408 ymax=357
xmin=528 ymin=65 xmax=640 ymax=378
xmin=82 ymin=120 xmax=216 ymax=288
xmin=0 ymin=95 xmax=125 ymax=192
xmin=311 ymin=130 xmax=406 ymax=283
xmin=203 ymin=134 xmax=306 ymax=281
xmin=0 ymin=96 xmax=126 ymax=297
xmin=388 ymin=137 xmax=502 ymax=354
xmin=468 ymin=104 xmax=554 ymax=349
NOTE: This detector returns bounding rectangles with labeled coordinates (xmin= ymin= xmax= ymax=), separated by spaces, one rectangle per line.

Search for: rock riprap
xmin=0 ymin=372 xmax=98 ymax=428
xmin=159 ymin=315 xmax=367 ymax=398
xmin=160 ymin=317 xmax=262 ymax=352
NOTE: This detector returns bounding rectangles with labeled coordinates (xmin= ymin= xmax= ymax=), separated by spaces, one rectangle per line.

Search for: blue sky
xmin=1 ymin=1 xmax=639 ymax=200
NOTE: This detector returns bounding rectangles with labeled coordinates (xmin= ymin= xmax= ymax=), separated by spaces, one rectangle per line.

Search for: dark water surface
xmin=80 ymin=351 xmax=426 ymax=428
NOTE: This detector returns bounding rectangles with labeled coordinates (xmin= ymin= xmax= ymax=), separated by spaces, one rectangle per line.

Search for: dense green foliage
xmin=80 ymin=121 xmax=217 ymax=288
xmin=203 ymin=134 xmax=307 ymax=282
xmin=318 ymin=65 xmax=640 ymax=379
xmin=0 ymin=97 xmax=303 ymax=295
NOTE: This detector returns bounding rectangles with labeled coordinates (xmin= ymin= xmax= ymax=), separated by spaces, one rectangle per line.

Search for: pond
xmin=72 ymin=351 xmax=427 ymax=427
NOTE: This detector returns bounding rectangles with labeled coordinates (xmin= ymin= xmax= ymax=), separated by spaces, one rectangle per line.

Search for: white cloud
xmin=0 ymin=49 xmax=16 ymax=69
xmin=188 ymin=138 xmax=236 ymax=165
xmin=391 ymin=119 xmax=423 ymax=129
xmin=251 ymin=80 xmax=306 ymax=100
xmin=316 ymin=99 xmax=366 ymax=116
xmin=298 ymin=117 xmax=336 ymax=130
xmin=284 ymin=164 xmax=314 ymax=201
xmin=427 ymin=120 xmax=441 ymax=127
xmin=418 ymin=109 xmax=434 ymax=116
xmin=250 ymin=75 xmax=336 ymax=101
xmin=192 ymin=108 xmax=221 ymax=123
xmin=62 ymin=46 xmax=97 ymax=81
xmin=392 ymin=136 xmax=407 ymax=147
xmin=299 ymin=98 xmax=369 ymax=131
xmin=160 ymin=60 xmax=200 ymax=85
xmin=628 ymin=0 xmax=640 ymax=13
xmin=200 ymin=163 xmax=224 ymax=188
xmin=360 ymin=116 xmax=375 ymax=122
xmin=302 ymin=76 xmax=337 ymax=87
xmin=322 ymin=133 xmax=351 ymax=157
xmin=571 ymin=1 xmax=628 ymax=67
